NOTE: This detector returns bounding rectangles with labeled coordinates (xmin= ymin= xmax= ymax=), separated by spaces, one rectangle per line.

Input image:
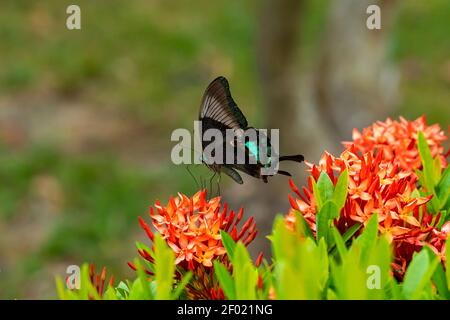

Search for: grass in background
xmin=0 ymin=0 xmax=259 ymax=126
xmin=391 ymin=0 xmax=450 ymax=125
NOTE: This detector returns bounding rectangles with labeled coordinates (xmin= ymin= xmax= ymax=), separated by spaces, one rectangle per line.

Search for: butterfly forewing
xmin=199 ymin=76 xmax=248 ymax=130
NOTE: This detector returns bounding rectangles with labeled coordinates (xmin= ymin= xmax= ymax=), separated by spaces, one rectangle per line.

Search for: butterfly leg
xmin=186 ymin=165 xmax=200 ymax=190
xmin=277 ymin=170 xmax=292 ymax=177
xmin=209 ymin=171 xmax=217 ymax=196
xmin=200 ymin=176 xmax=205 ymax=192
xmin=216 ymin=173 xmax=222 ymax=196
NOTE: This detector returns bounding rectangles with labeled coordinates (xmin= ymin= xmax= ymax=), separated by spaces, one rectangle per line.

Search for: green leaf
xmin=154 ymin=234 xmax=175 ymax=300
xmin=342 ymin=223 xmax=362 ymax=243
xmin=233 ymin=243 xmax=258 ymax=299
xmin=79 ymin=264 xmax=101 ymax=300
xmin=317 ymin=172 xmax=334 ymax=203
xmin=134 ymin=258 xmax=153 ymax=299
xmin=431 ymin=263 xmax=450 ymax=299
xmin=333 ymin=169 xmax=348 ymax=210
xmin=328 ymin=223 xmax=361 ymax=256
xmin=269 ymin=215 xmax=331 ymax=299
xmin=327 ymin=289 xmax=337 ymax=300
xmin=418 ymin=131 xmax=440 ymax=211
xmin=419 ymin=246 xmax=449 ymax=299
xmin=437 ymin=165 xmax=450 ymax=207
xmin=214 ymin=261 xmax=235 ymax=299
xmin=172 ymin=271 xmax=192 ymax=300
xmin=317 ymin=237 xmax=330 ymax=290
xmin=433 ymin=156 xmax=442 ymax=182
xmin=115 ymin=281 xmax=130 ymax=300
xmin=331 ymin=246 xmax=368 ymax=299
xmin=402 ymin=250 xmax=439 ymax=299
xmin=418 ymin=131 xmax=435 ymax=188
xmin=311 ymin=179 xmax=323 ymax=210
xmin=257 ymin=263 xmax=273 ymax=299
xmin=220 ymin=230 xmax=237 ymax=262
xmin=355 ymin=213 xmax=378 ymax=263
xmin=104 ymin=286 xmax=118 ymax=300
xmin=128 ymin=278 xmax=147 ymax=300
xmin=271 ymin=216 xmax=290 ymax=262
xmin=293 ymin=210 xmax=315 ymax=240
xmin=446 ymin=238 xmax=450 ymax=291
xmin=316 ymin=201 xmax=338 ymax=242
xmin=55 ymin=277 xmax=67 ymax=300
xmin=332 ymin=227 xmax=347 ymax=259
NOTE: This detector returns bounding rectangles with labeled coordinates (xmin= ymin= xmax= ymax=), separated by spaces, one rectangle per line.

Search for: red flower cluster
xmin=287 ymin=116 xmax=449 ymax=277
xmin=344 ymin=116 xmax=447 ymax=171
xmin=131 ymin=190 xmax=258 ymax=299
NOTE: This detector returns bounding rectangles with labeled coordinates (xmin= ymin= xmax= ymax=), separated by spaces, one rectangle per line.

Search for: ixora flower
xmin=88 ymin=264 xmax=114 ymax=299
xmin=344 ymin=116 xmax=447 ymax=171
xmin=129 ymin=190 xmax=258 ymax=299
xmin=287 ymin=147 xmax=431 ymax=231
xmin=286 ymin=145 xmax=448 ymax=278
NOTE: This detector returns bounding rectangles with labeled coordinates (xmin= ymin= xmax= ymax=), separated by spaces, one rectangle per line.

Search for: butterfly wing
xmin=199 ymin=76 xmax=248 ymax=172
xmin=221 ymin=166 xmax=243 ymax=184
xmin=231 ymin=163 xmax=262 ymax=180
xmin=199 ymin=76 xmax=248 ymax=130
xmin=197 ymin=77 xmax=304 ymax=185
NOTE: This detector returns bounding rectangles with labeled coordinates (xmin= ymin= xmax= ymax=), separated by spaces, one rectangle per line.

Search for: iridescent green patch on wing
xmin=245 ymin=141 xmax=272 ymax=167
xmin=245 ymin=141 xmax=259 ymax=162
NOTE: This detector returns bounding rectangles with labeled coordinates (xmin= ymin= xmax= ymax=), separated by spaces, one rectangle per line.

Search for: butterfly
xmin=198 ymin=76 xmax=304 ymax=184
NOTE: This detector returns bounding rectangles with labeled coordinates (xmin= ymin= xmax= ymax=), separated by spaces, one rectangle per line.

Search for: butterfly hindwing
xmin=221 ymin=165 xmax=243 ymax=184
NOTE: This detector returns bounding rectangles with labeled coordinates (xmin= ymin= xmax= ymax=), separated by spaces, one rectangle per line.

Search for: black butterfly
xmin=198 ymin=76 xmax=304 ymax=184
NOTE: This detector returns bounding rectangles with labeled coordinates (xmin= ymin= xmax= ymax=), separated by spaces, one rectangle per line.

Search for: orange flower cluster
xmin=344 ymin=116 xmax=447 ymax=171
xmin=132 ymin=190 xmax=258 ymax=299
xmin=287 ymin=116 xmax=449 ymax=278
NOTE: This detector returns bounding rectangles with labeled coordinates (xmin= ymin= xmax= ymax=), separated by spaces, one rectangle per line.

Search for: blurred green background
xmin=0 ymin=0 xmax=449 ymax=299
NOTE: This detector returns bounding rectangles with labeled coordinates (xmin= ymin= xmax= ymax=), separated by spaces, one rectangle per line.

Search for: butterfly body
xmin=198 ymin=76 xmax=303 ymax=184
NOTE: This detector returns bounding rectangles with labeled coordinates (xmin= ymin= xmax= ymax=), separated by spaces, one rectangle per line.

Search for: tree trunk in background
xmin=258 ymin=0 xmax=303 ymax=150
xmin=258 ymin=0 xmax=335 ymax=162
xmin=225 ymin=0 xmax=308 ymax=258
xmin=314 ymin=0 xmax=400 ymax=142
